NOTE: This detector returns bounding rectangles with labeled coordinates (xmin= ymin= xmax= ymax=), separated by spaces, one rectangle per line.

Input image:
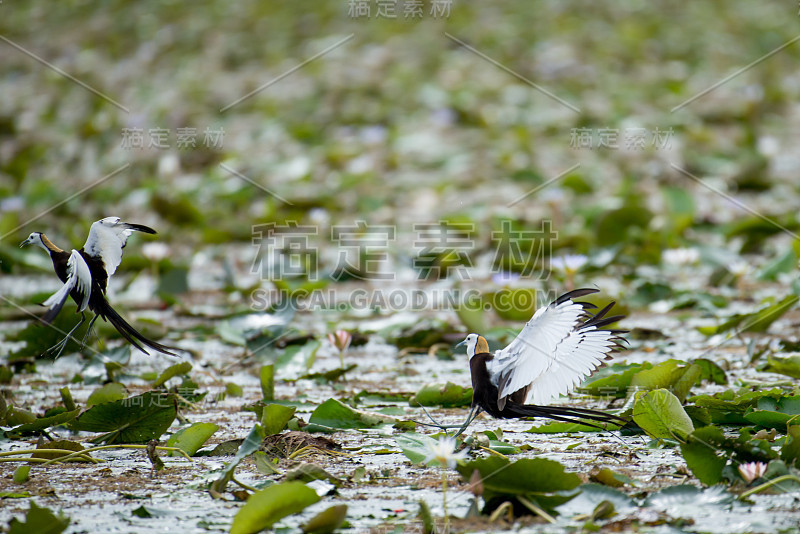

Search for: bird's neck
xmin=39 ymin=234 xmax=64 ymax=254
xmin=469 ymin=336 xmax=490 ymax=358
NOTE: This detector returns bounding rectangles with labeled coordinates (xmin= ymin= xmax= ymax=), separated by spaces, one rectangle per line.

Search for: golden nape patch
xmin=475 ymin=336 xmax=490 ymax=355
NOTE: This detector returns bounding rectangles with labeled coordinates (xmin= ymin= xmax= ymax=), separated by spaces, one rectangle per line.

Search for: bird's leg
xmin=412 ymin=403 xmax=478 ymax=432
xmin=47 ymin=313 xmax=86 ymax=359
xmin=80 ymin=313 xmax=100 ymax=348
xmin=451 ymin=406 xmax=483 ymax=439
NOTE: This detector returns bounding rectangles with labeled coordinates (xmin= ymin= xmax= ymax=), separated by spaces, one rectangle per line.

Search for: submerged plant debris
xmin=3 ymin=1 xmax=800 ymax=533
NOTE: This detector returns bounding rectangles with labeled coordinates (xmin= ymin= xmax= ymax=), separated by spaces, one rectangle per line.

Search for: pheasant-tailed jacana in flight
xmin=447 ymin=288 xmax=629 ymax=436
xmin=20 ymin=217 xmax=179 ymax=357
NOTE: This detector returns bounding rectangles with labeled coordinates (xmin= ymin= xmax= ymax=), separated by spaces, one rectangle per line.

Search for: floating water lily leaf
xmin=579 ymin=363 xmax=651 ymax=398
xmin=210 ymin=423 xmax=264 ymax=497
xmin=306 ymin=398 xmax=395 ymax=433
xmin=629 ymin=360 xmax=699 ymax=402
xmin=166 ymin=422 xmax=219 ymax=456
xmin=632 ymin=389 xmax=694 ymax=441
xmin=13 ymin=465 xmax=30 ymax=484
xmin=86 ymin=382 xmax=127 ymax=407
xmin=781 ymin=425 xmax=800 ymax=468
xmin=690 ymin=389 xmax=785 ymax=425
xmin=229 ymin=481 xmax=320 ymax=534
xmin=409 ymin=382 xmax=472 ymax=407
xmin=4 ymin=407 xmax=36 ymax=427
xmin=525 ymin=420 xmax=620 ymax=433
xmin=261 ymin=404 xmax=296 ymax=435
xmin=589 ymin=468 xmax=631 ymax=488
xmin=744 ymin=396 xmax=800 ymax=429
xmin=644 ymin=485 xmax=733 ymax=518
xmin=455 ymin=457 xmax=581 ymax=502
xmin=698 ymin=295 xmax=799 ymax=336
xmin=70 ymin=391 xmax=177 ymax=444
xmin=291 ymin=364 xmax=358 ymax=383
xmin=7 ymin=409 xmax=80 ymax=437
xmin=286 ymin=463 xmax=341 ymax=486
xmin=302 ymin=504 xmax=348 ymax=534
xmin=260 ymin=365 xmax=274 ymax=401
xmin=760 ymin=354 xmax=800 ymax=379
xmin=395 ymin=432 xmax=440 ymax=464
xmin=8 ymin=501 xmax=69 ymax=534
xmin=680 ymin=426 xmax=728 ymax=486
xmin=555 ymin=483 xmax=637 ymax=518
xmin=152 ymin=361 xmax=193 ymax=387
xmin=693 ymin=358 xmax=728 ymax=385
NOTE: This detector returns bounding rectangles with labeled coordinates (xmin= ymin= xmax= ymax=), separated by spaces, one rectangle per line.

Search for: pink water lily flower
xmin=738 ymin=461 xmax=767 ymax=483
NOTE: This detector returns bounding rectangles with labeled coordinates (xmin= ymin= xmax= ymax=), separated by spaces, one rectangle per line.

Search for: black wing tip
xmin=553 ymin=288 xmax=599 ymax=306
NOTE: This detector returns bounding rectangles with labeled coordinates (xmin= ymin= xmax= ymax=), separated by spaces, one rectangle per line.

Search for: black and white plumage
xmin=20 ymin=217 xmax=179 ymax=357
xmin=450 ymin=288 xmax=628 ymax=435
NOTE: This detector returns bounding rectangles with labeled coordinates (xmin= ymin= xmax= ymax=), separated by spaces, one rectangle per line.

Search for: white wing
xmin=488 ymin=296 xmax=621 ymax=405
xmin=42 ymin=250 xmax=92 ymax=320
xmin=83 ymin=217 xmax=153 ymax=277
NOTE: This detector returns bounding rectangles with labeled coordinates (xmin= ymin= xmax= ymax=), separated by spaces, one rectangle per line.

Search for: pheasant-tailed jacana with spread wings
xmin=449 ymin=288 xmax=629 ymax=436
xmin=20 ymin=217 xmax=180 ymax=357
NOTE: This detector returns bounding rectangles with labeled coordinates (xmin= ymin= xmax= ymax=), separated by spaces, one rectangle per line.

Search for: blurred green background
xmin=1 ymin=1 xmax=799 ymax=306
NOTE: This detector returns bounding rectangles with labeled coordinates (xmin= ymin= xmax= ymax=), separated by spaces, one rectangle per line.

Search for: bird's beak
xmin=455 ymin=340 xmax=466 ymax=348
xmin=19 ymin=238 xmax=31 ymax=248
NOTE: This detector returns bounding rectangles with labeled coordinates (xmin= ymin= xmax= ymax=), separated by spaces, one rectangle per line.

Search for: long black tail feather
xmin=504 ymin=401 xmax=633 ymax=430
xmin=96 ymin=298 xmax=179 ymax=356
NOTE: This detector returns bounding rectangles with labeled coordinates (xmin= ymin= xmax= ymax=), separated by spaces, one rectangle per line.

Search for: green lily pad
xmin=556 ymin=483 xmax=637 ymax=517
xmin=760 ymin=354 xmax=800 ymax=379
xmin=632 ymin=389 xmax=694 ymax=441
xmin=210 ymin=423 xmax=264 ymax=497
xmin=70 ymin=391 xmax=177 ymax=444
xmin=409 ymin=382 xmax=473 ymax=407
xmin=229 ymin=481 xmax=320 ymax=534
xmin=455 ymin=456 xmax=581 ymax=502
xmin=629 ymin=360 xmax=699 ymax=402
xmin=579 ymin=363 xmax=651 ymax=398
xmin=697 ymin=295 xmax=798 ymax=336
xmin=261 ymin=404 xmax=297 ymax=435
xmin=86 ymin=383 xmax=127 ymax=407
xmin=302 ymin=504 xmax=348 ymax=534
xmin=781 ymin=425 xmax=800 ymax=468
xmin=306 ymin=398 xmax=395 ymax=433
xmin=166 ymin=422 xmax=219 ymax=456
xmin=680 ymin=426 xmax=728 ymax=485
xmin=8 ymin=501 xmax=69 ymax=534
xmin=152 ymin=362 xmax=193 ymax=388
xmin=6 ymin=409 xmax=80 ymax=437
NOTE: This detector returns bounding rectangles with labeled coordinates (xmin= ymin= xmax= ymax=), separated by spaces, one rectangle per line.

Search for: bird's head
xmin=20 ymin=232 xmax=45 ymax=249
xmin=456 ymin=333 xmax=489 ymax=358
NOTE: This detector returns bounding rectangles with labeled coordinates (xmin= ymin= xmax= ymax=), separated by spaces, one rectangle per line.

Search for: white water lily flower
xmin=423 ymin=436 xmax=469 ymax=469
xmin=728 ymin=260 xmax=750 ymax=277
xmin=738 ymin=461 xmax=767 ymax=483
xmin=662 ymin=247 xmax=700 ymax=266
xmin=142 ymin=242 xmax=169 ymax=262
xmin=551 ymin=254 xmax=588 ymax=273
